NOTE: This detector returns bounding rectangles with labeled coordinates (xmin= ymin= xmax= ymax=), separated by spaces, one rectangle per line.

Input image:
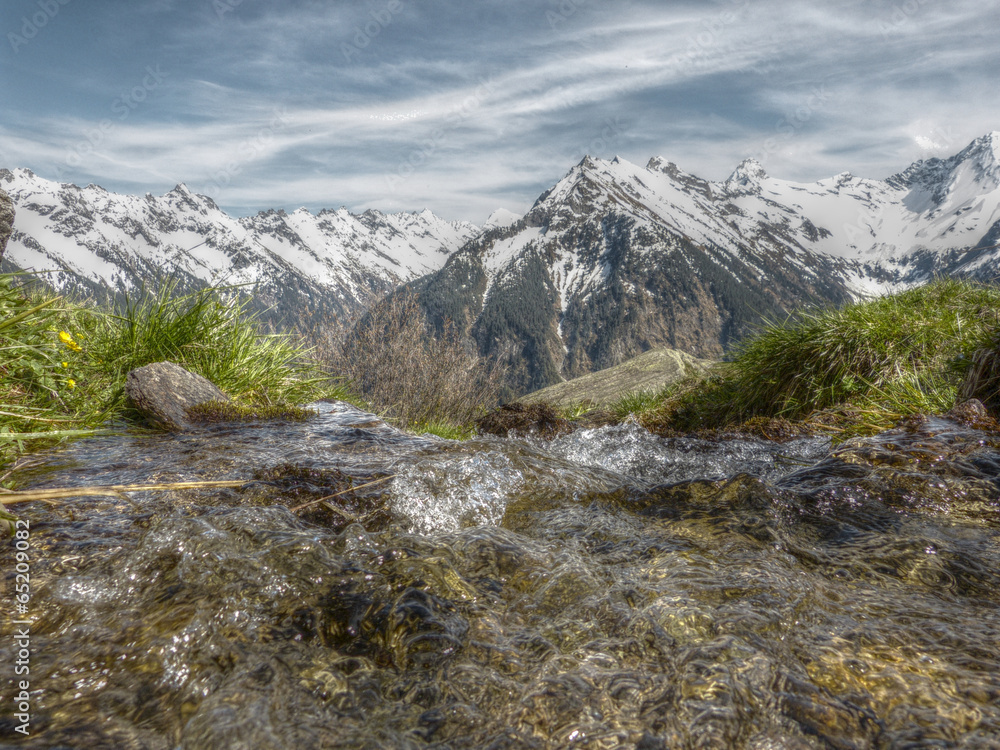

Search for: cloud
xmin=2 ymin=0 xmax=997 ymax=222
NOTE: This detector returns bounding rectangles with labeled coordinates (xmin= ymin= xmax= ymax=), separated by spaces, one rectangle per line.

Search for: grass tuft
xmin=88 ymin=279 xmax=343 ymax=409
xmin=610 ymin=387 xmax=674 ymax=422
xmin=1 ymin=274 xmax=349 ymax=473
xmin=644 ymin=279 xmax=1000 ymax=436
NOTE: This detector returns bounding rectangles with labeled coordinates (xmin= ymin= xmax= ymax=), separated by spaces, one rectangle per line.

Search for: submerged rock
xmin=247 ymin=463 xmax=393 ymax=531
xmin=944 ymin=398 xmax=1000 ymax=432
xmin=0 ymin=187 xmax=14 ymax=260
xmin=125 ymin=360 xmax=229 ymax=430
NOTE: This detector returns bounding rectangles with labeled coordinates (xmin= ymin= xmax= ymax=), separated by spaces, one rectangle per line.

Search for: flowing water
xmin=1 ymin=401 xmax=999 ymax=749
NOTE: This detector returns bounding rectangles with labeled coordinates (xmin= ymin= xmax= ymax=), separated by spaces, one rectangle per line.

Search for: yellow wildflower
xmin=59 ymin=331 xmax=83 ymax=352
xmin=61 ymin=361 xmax=68 ymax=368
xmin=67 ymin=379 xmax=76 ymax=389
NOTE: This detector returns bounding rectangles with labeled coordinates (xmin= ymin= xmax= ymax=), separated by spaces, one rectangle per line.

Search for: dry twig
xmin=288 ymin=474 xmax=395 ymax=513
xmin=0 ymin=480 xmax=248 ymax=505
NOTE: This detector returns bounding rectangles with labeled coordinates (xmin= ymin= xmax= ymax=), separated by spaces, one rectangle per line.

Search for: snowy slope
xmin=404 ymin=132 xmax=1000 ymax=394
xmin=6 ymin=132 xmax=1000 ymax=388
xmin=518 ymin=131 xmax=1000 ymax=297
xmin=1 ymin=168 xmax=479 ymax=326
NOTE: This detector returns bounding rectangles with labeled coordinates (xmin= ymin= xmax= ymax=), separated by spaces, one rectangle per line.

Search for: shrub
xmin=331 ymin=292 xmax=505 ymax=429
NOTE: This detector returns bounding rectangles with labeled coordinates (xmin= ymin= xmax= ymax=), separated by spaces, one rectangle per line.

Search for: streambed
xmin=1 ymin=401 xmax=999 ymax=748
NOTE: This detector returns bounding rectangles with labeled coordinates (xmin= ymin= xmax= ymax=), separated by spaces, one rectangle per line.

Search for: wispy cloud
xmin=1 ymin=0 xmax=997 ymax=222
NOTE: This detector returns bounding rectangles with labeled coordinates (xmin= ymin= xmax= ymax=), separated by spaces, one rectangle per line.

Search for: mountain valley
xmin=4 ymin=132 xmax=1000 ymax=396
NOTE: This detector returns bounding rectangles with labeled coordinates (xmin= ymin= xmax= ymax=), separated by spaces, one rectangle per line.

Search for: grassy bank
xmin=339 ymin=278 xmax=1000 ymax=440
xmin=0 ymin=274 xmax=347 ymax=472
xmin=612 ymin=279 xmax=1000 ymax=437
xmin=6 ymin=274 xmax=998 ymax=475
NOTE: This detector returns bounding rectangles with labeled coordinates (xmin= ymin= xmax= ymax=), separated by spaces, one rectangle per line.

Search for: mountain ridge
xmin=394 ymin=131 xmax=1000 ymax=395
xmin=5 ymin=132 xmax=1000 ymax=395
xmin=1 ymin=167 xmax=478 ymax=330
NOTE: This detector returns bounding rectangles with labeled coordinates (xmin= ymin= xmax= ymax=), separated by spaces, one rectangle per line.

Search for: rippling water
xmin=1 ymin=401 xmax=999 ymax=748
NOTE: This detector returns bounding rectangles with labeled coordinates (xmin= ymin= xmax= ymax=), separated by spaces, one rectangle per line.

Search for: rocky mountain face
xmin=6 ymin=133 xmax=1000 ymax=398
xmin=0 ymin=187 xmax=13 ymax=260
xmin=402 ymin=132 xmax=1000 ymax=396
xmin=0 ymin=168 xmax=478 ymax=330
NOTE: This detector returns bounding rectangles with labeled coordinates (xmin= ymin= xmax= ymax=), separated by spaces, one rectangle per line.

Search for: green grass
xmin=0 ymin=275 xmax=105 ymax=465
xmin=87 ymin=279 xmax=343 ymax=410
xmin=411 ymin=420 xmax=476 ymax=441
xmin=639 ymin=279 xmax=1000 ymax=436
xmin=0 ymin=274 xmax=352 ymax=473
xmin=610 ymin=388 xmax=672 ymax=422
xmin=557 ymin=401 xmax=595 ymax=420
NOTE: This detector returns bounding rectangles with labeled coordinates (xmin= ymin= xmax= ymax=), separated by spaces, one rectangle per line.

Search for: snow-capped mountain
xmin=528 ymin=131 xmax=1000 ymax=293
xmin=0 ymin=168 xmax=478 ymax=329
xmin=402 ymin=132 xmax=1000 ymax=394
xmin=6 ymin=133 xmax=1000 ymax=395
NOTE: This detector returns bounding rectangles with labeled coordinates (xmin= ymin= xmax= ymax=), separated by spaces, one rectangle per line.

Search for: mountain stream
xmin=1 ymin=401 xmax=999 ymax=748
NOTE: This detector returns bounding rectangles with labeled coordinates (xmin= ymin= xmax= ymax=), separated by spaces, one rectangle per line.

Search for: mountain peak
xmin=729 ymin=158 xmax=767 ymax=180
xmin=646 ymin=156 xmax=676 ymax=172
xmin=162 ymin=182 xmax=216 ymax=214
xmin=889 ymin=131 xmax=1000 ymax=199
xmin=724 ymin=158 xmax=768 ymax=195
xmin=963 ymin=131 xmax=1000 ymax=169
xmin=483 ymin=207 xmax=521 ymax=230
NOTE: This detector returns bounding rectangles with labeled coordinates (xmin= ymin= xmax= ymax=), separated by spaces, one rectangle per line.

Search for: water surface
xmin=1 ymin=402 xmax=998 ymax=748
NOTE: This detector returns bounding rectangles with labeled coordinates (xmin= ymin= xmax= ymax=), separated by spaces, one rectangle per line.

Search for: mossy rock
xmin=476 ymin=402 xmax=573 ymax=438
xmin=519 ymin=347 xmax=714 ymax=409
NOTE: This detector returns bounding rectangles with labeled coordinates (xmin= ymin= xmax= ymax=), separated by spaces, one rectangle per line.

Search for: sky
xmin=1 ymin=0 xmax=998 ymax=223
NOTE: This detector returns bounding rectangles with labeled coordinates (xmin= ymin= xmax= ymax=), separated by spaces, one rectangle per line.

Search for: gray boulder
xmin=0 ymin=188 xmax=13 ymax=260
xmin=125 ymin=361 xmax=229 ymax=430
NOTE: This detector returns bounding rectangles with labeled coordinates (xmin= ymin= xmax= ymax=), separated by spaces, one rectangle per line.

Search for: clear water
xmin=1 ymin=402 xmax=999 ymax=748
